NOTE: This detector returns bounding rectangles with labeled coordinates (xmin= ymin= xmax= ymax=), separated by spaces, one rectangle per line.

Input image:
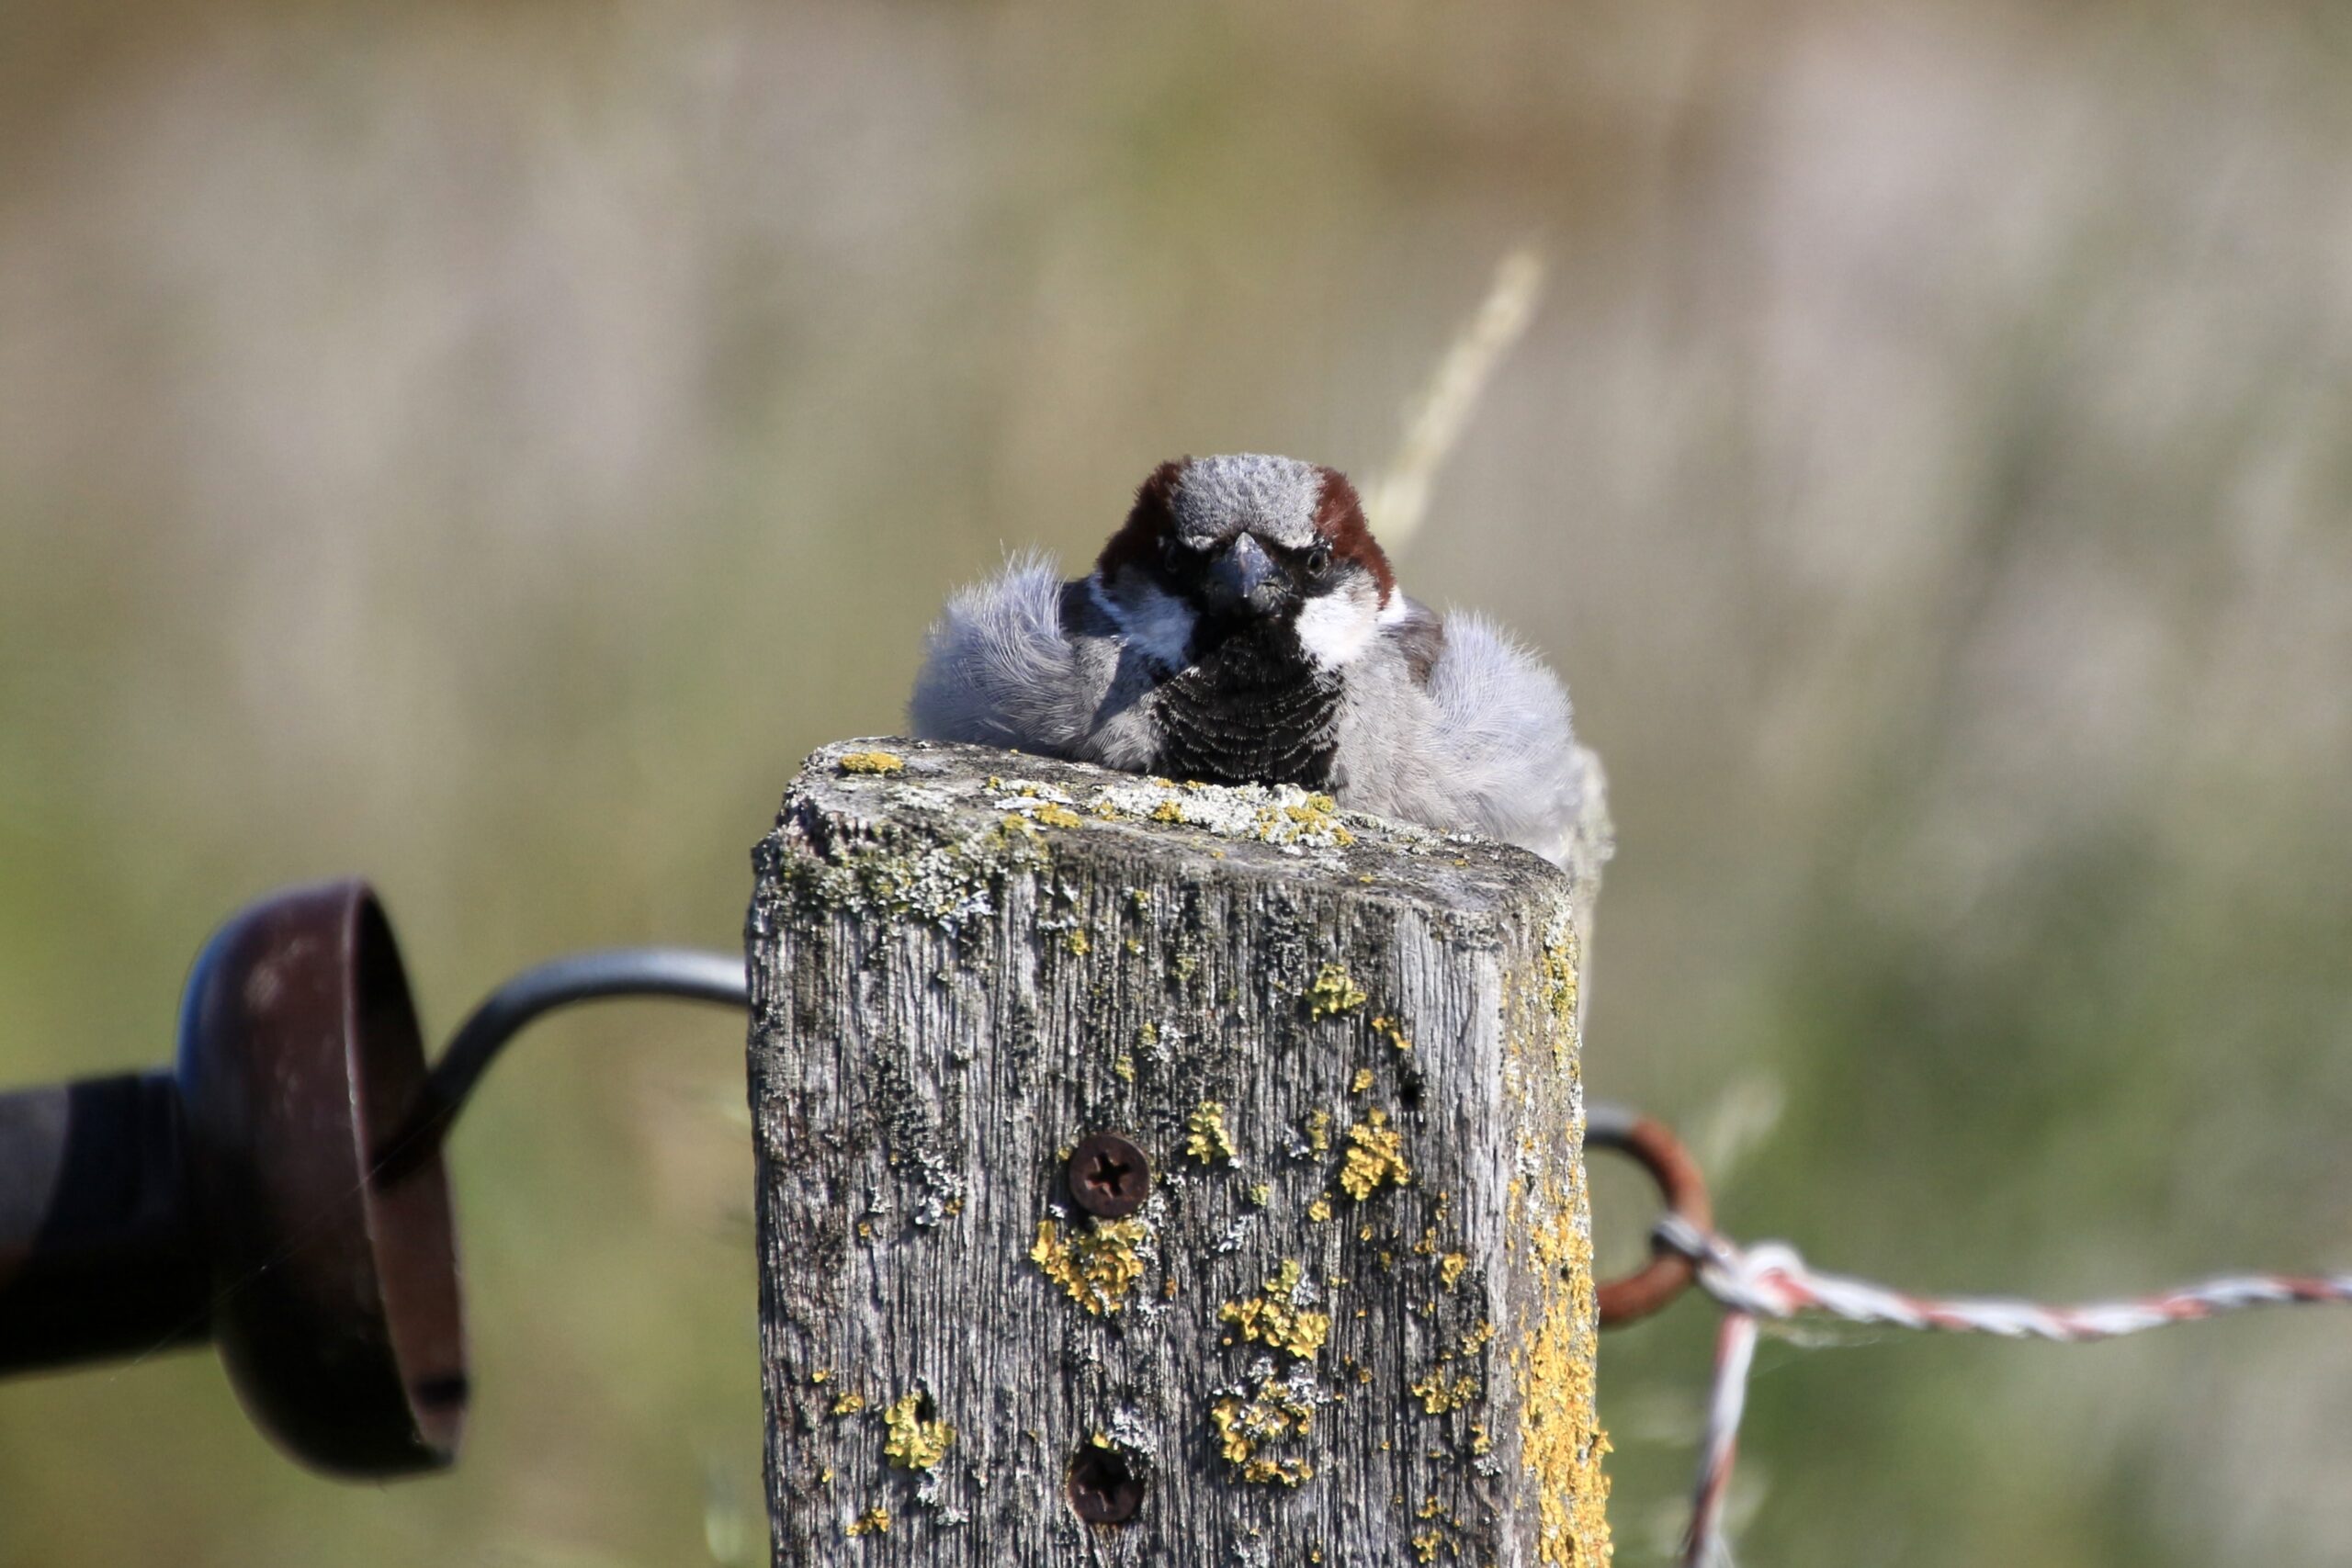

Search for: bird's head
xmin=1094 ymin=455 xmax=1396 ymax=669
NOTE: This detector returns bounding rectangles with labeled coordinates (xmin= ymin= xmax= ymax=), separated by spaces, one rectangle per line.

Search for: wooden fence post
xmin=748 ymin=737 xmax=1613 ymax=1565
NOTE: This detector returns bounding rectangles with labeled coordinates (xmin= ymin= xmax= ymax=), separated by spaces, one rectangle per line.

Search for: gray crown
xmin=1169 ymin=454 xmax=1323 ymax=549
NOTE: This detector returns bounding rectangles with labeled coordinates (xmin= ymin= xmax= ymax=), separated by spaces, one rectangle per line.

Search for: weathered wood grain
xmin=748 ymin=738 xmax=1612 ymax=1566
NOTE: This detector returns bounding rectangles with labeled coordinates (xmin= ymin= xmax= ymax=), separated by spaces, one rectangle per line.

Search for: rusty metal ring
xmin=1586 ymin=1101 xmax=1714 ymax=1328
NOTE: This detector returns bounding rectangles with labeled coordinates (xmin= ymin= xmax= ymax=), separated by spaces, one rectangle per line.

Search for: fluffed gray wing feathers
xmin=1419 ymin=612 xmax=1585 ymax=866
xmin=906 ymin=553 xmax=1097 ymax=756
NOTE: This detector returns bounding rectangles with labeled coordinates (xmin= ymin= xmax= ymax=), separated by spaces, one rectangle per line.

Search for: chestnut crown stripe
xmin=1094 ymin=456 xmax=1396 ymax=608
xmin=1306 ymin=467 xmax=1395 ymax=607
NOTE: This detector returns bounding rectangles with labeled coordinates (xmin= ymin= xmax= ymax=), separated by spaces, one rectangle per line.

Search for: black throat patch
xmin=1151 ymin=618 xmax=1340 ymax=790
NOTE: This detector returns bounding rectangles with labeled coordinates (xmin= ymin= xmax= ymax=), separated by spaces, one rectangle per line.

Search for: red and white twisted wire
xmin=1648 ymin=1213 xmax=2352 ymax=1567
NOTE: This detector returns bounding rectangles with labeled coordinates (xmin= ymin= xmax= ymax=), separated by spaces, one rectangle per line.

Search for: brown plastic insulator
xmin=0 ymin=880 xmax=469 ymax=1477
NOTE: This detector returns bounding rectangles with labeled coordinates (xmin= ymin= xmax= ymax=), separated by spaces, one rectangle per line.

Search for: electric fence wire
xmin=1585 ymin=1104 xmax=2352 ymax=1568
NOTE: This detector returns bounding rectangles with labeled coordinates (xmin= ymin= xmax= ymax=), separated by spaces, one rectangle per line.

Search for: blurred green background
xmin=5 ymin=1 xmax=2350 ymax=1563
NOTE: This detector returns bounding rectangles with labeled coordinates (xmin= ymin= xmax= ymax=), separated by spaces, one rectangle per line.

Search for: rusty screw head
xmin=1067 ymin=1132 xmax=1150 ymax=1219
xmin=1068 ymin=1444 xmax=1144 ymax=1524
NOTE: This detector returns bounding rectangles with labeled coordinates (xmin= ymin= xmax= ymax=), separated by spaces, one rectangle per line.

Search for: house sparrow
xmin=908 ymin=454 xmax=1587 ymax=868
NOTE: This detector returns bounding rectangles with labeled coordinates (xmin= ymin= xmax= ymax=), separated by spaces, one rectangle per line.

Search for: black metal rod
xmin=380 ymin=948 xmax=748 ymax=1174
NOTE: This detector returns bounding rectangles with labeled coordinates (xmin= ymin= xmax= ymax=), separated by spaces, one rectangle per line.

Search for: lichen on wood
xmin=881 ymin=1393 xmax=956 ymax=1471
xmin=1184 ymin=1100 xmax=1238 ymax=1165
xmin=1306 ymin=961 xmax=1369 ymax=1017
xmin=1338 ymin=1108 xmax=1413 ymax=1200
xmin=749 ymin=736 xmax=1612 ymax=1565
xmin=1030 ymin=1216 xmax=1152 ymax=1315
xmin=1219 ymin=1260 xmax=1332 ymax=1359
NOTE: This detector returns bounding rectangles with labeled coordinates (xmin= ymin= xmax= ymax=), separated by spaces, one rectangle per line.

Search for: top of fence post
xmin=748 ymin=736 xmax=1613 ymax=1565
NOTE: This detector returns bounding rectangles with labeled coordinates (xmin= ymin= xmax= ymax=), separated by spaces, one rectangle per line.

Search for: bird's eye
xmin=1304 ymin=542 xmax=1333 ymax=580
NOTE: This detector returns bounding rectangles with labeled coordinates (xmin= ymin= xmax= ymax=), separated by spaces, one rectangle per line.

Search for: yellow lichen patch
xmin=1256 ymin=794 xmax=1358 ymax=848
xmin=1350 ymin=1066 xmax=1375 ymax=1094
xmin=830 ymin=1392 xmax=866 ymax=1417
xmin=1440 ymin=1253 xmax=1470 ymax=1291
xmin=1064 ymin=928 xmax=1092 ymax=956
xmin=1519 ymin=1206 xmax=1611 ymax=1565
xmin=1243 ymin=1455 xmax=1314 ymax=1486
xmin=1032 ymin=803 xmax=1084 ymax=829
xmin=1408 ymin=1366 xmax=1480 ymax=1415
xmin=810 ymin=1368 xmax=831 ymax=1384
xmin=1460 ymin=1319 xmax=1496 ymax=1354
xmin=1248 ymin=1182 xmax=1272 ymax=1208
xmin=836 ymin=750 xmax=905 ymax=775
xmin=1412 ymin=1531 xmax=1442 ymax=1562
xmin=881 ymin=1393 xmax=955 ymax=1470
xmin=1219 ymin=1260 xmax=1331 ymax=1359
xmin=1372 ymin=1014 xmax=1413 ymax=1052
xmin=845 ymin=1506 xmax=890 ymax=1537
xmin=1112 ymin=1054 xmax=1136 ymax=1082
xmin=1305 ymin=1108 xmax=1333 ymax=1153
xmin=1339 ymin=1109 xmax=1411 ymax=1200
xmin=1150 ymin=800 xmax=1185 ymax=823
xmin=1209 ymin=1379 xmax=1317 ymax=1486
xmin=1185 ymin=1100 xmax=1237 ymax=1165
xmin=1540 ymin=925 xmax=1582 ymax=1064
xmin=1306 ymin=1194 xmax=1334 ymax=1223
xmin=1306 ymin=962 xmax=1368 ymax=1018
xmin=1031 ymin=1217 xmax=1151 ymax=1315
xmin=1498 ymin=908 xmax=1610 ymax=1561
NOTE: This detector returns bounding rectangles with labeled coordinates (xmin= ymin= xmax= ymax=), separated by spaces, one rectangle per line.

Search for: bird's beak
xmin=1204 ymin=534 xmax=1286 ymax=616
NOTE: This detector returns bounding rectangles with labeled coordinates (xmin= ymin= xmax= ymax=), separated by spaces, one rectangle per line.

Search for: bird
xmin=907 ymin=453 xmax=1587 ymax=868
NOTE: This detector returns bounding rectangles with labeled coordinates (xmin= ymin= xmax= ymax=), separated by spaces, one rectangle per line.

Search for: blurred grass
xmin=4 ymin=1 xmax=2351 ymax=1563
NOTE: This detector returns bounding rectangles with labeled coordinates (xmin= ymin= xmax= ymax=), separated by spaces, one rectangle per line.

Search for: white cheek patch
xmin=1295 ymin=584 xmax=1381 ymax=668
xmin=1091 ymin=574 xmax=1196 ymax=667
